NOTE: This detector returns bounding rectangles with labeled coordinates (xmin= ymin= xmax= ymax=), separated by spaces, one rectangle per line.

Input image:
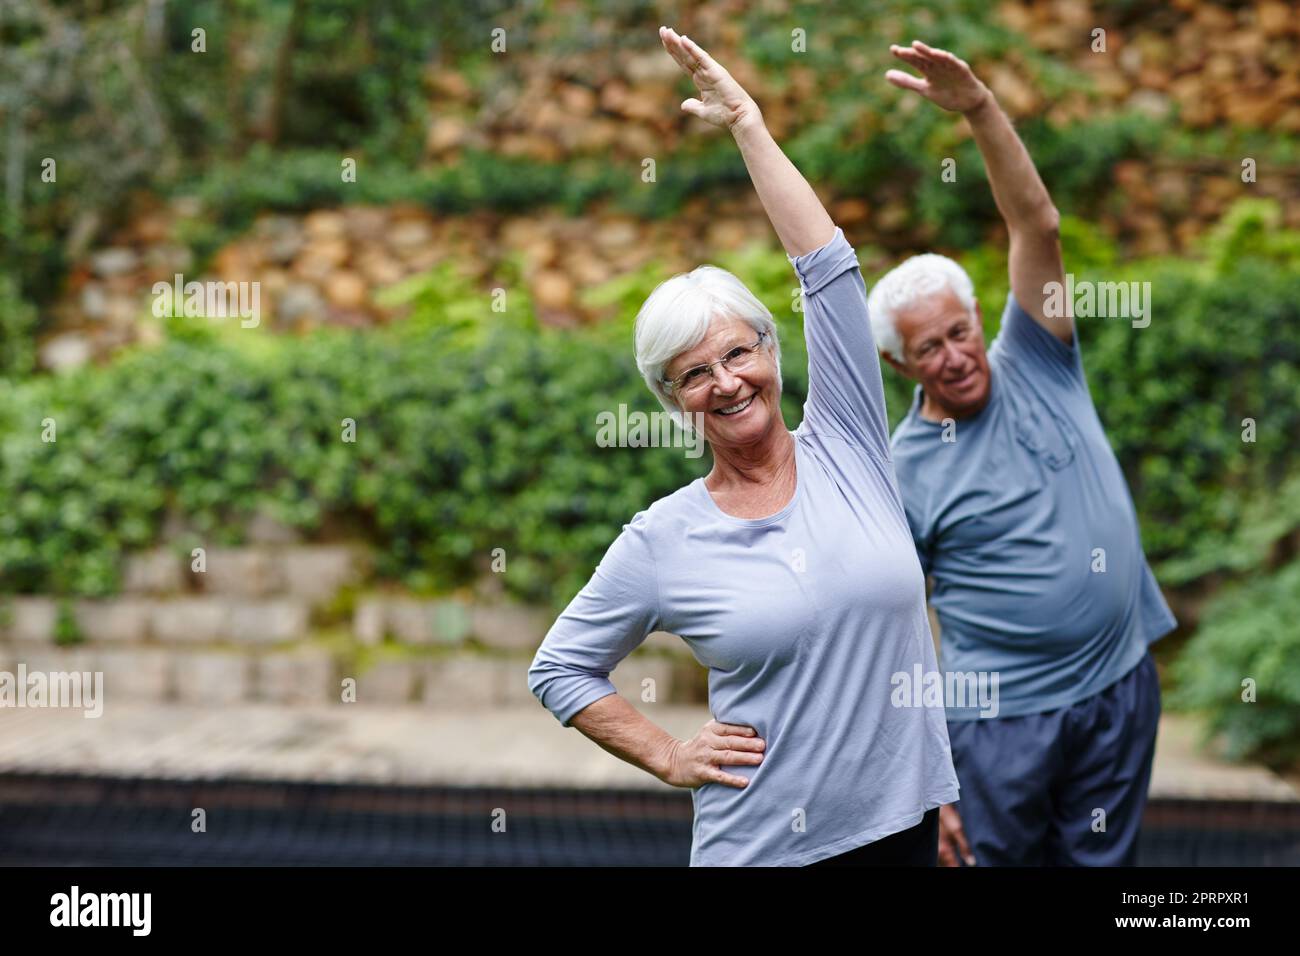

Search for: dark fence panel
xmin=1 ymin=774 xmax=1295 ymax=866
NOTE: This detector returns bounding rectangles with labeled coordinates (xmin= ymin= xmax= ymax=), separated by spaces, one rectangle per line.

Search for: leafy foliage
xmin=1168 ymin=560 xmax=1300 ymax=769
xmin=2 ymin=202 xmax=1296 ymax=617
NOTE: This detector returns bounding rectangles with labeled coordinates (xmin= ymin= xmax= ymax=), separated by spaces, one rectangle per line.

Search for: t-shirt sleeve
xmin=790 ymin=226 xmax=893 ymax=460
xmin=993 ymin=291 xmax=1088 ymax=395
xmin=527 ymin=513 xmax=661 ymax=727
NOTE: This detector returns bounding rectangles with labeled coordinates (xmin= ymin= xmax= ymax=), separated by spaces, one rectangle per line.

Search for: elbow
xmin=1036 ymin=205 xmax=1061 ymax=241
xmin=1013 ymin=204 xmax=1060 ymax=246
xmin=526 ymin=656 xmax=550 ymax=706
xmin=526 ymin=656 xmax=587 ymax=716
xmin=526 ymin=648 xmax=554 ymax=707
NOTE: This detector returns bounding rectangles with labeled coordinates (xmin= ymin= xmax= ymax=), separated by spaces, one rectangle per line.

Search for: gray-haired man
xmin=873 ymin=41 xmax=1174 ymax=866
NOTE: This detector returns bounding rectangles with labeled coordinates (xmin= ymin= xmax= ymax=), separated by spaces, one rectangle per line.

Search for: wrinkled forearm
xmin=730 ymin=116 xmax=837 ymax=259
xmin=568 ymin=692 xmax=679 ymax=782
xmin=964 ymin=94 xmax=1058 ymax=235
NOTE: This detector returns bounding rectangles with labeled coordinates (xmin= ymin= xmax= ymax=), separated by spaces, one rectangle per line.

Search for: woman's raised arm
xmin=659 ymin=26 xmax=834 ymax=258
xmin=660 ymin=26 xmax=890 ymax=458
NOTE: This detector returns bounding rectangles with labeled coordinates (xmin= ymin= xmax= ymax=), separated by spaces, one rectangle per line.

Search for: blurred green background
xmin=1 ymin=0 xmax=1298 ymax=769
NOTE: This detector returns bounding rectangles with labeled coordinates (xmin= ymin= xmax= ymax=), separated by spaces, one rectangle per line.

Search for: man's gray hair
xmin=867 ymin=253 xmax=977 ymax=359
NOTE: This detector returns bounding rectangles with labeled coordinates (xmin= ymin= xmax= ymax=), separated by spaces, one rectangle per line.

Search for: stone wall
xmin=0 ymin=543 xmax=703 ymax=710
xmin=38 ymin=0 xmax=1300 ymax=370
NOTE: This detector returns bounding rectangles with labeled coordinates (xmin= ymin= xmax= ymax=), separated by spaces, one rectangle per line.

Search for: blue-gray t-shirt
xmin=528 ymin=228 xmax=959 ymax=866
xmin=890 ymin=293 xmax=1176 ymax=720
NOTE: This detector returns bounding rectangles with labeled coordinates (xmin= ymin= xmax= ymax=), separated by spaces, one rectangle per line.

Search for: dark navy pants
xmin=945 ymin=651 xmax=1160 ymax=866
xmin=807 ymin=807 xmax=939 ymax=867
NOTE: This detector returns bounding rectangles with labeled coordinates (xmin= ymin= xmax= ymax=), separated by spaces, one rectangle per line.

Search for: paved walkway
xmin=0 ymin=703 xmax=1295 ymax=800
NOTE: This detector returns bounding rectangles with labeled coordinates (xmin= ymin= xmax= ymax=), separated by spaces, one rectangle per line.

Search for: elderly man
xmin=873 ymin=42 xmax=1175 ymax=866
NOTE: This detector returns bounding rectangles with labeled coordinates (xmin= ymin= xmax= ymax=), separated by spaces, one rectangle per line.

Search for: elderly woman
xmin=528 ymin=27 xmax=958 ymax=866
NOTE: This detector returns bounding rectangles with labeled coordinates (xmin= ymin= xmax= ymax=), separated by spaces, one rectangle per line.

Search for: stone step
xmin=354 ymin=595 xmax=552 ymax=649
xmin=0 ymin=645 xmax=333 ymax=706
xmin=1 ymin=596 xmax=314 ymax=645
xmin=0 ymin=643 xmax=697 ymax=709
xmin=120 ymin=544 xmax=364 ymax=601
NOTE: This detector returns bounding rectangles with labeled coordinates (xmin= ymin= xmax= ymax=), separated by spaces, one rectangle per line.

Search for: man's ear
xmin=881 ymin=349 xmax=909 ymax=377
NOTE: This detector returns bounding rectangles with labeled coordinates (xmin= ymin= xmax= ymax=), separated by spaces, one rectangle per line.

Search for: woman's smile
xmin=715 ymin=392 xmax=758 ymax=416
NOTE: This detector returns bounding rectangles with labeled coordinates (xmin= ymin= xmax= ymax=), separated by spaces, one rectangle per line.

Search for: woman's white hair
xmin=867 ymin=253 xmax=976 ymax=360
xmin=634 ymin=264 xmax=781 ymax=429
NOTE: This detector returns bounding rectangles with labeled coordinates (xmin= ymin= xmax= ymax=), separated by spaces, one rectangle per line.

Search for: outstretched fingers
xmin=677 ymin=33 xmax=720 ymax=75
xmin=912 ymin=39 xmax=964 ymax=65
xmin=659 ymin=26 xmax=689 ymax=71
xmin=662 ymin=26 xmax=727 ymax=78
xmin=887 ymin=43 xmax=932 ymax=91
xmin=898 ymin=40 xmax=967 ymax=74
xmin=910 ymin=40 xmax=971 ymax=76
xmin=885 ymin=69 xmax=928 ymax=94
xmin=889 ymin=40 xmax=979 ymax=98
xmin=891 ymin=43 xmax=932 ymax=72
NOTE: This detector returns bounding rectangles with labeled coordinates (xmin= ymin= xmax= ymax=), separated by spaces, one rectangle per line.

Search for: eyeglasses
xmin=664 ymin=331 xmax=770 ymax=396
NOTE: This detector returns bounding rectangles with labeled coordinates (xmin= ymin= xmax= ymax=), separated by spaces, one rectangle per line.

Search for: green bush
xmin=0 ymin=267 xmax=722 ymax=605
xmin=0 ymin=272 xmax=37 ymax=378
xmin=1079 ymin=203 xmax=1300 ymax=582
xmin=1 ymin=201 xmax=1296 ymax=616
xmin=1168 ymin=560 xmax=1300 ymax=768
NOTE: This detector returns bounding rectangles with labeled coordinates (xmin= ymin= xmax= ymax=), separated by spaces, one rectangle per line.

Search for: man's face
xmin=889 ymin=289 xmax=991 ymax=419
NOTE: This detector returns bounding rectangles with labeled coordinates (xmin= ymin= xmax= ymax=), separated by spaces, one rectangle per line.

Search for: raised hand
xmin=887 ymin=41 xmax=1066 ymax=339
xmin=886 ymin=40 xmax=991 ymax=115
xmin=658 ymin=25 xmax=762 ymax=132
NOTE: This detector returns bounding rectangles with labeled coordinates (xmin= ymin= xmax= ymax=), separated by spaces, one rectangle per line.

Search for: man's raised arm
xmin=887 ymin=41 xmax=1069 ymax=343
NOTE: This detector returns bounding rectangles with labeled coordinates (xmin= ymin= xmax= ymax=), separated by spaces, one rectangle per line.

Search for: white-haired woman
xmin=528 ymin=27 xmax=958 ymax=866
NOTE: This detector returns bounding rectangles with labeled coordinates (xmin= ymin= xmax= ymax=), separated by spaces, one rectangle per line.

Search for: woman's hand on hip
xmin=662 ymin=718 xmax=765 ymax=789
xmin=659 ymin=26 xmax=762 ymax=133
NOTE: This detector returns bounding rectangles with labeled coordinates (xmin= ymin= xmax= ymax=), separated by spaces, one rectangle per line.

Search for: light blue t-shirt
xmin=528 ymin=228 xmax=959 ymax=866
xmin=890 ymin=293 xmax=1177 ymax=721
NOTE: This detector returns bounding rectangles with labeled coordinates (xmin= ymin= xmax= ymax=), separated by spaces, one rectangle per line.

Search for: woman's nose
xmin=711 ymin=364 xmax=743 ymax=392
